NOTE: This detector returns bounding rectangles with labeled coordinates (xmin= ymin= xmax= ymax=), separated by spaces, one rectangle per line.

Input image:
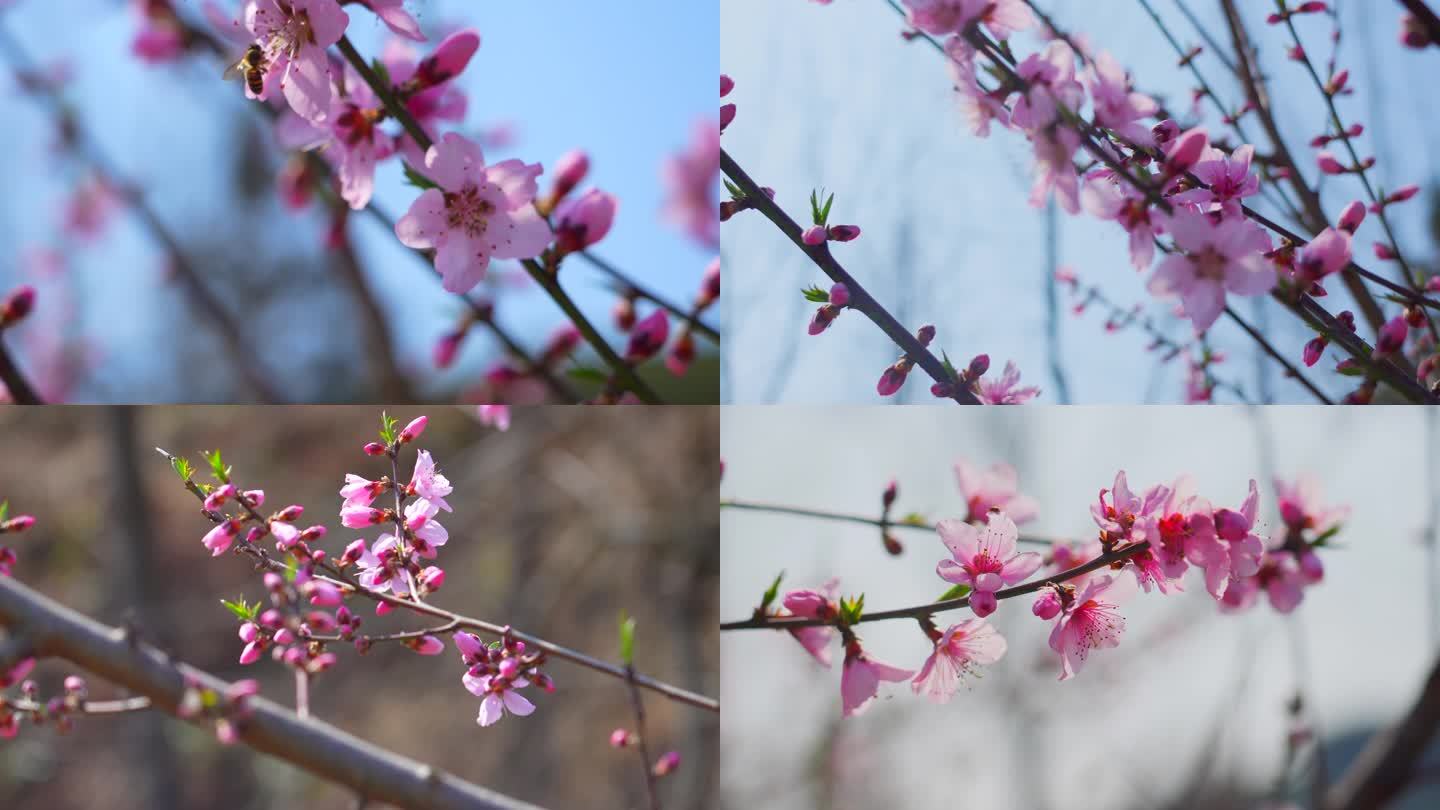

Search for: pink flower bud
xmin=433 ymin=330 xmax=466 ymax=369
xmin=613 ymin=296 xmax=637 ymax=331
xmin=1337 ymin=200 xmax=1366 ymax=233
xmin=827 ymin=224 xmax=861 ymax=242
xmin=1316 ymin=151 xmax=1346 ymax=175
xmin=1165 ymin=127 xmax=1208 ymax=173
xmin=64 ymin=675 xmax=86 ymax=695
xmin=720 ymin=103 xmax=736 ymax=132
xmin=550 ymin=149 xmax=590 ymax=203
xmin=202 ymin=519 xmax=241 ymax=556
xmin=204 ymin=483 xmax=236 ymax=511
xmin=1298 ymin=551 xmax=1324 ymax=584
xmin=554 ymin=189 xmax=617 ymax=254
xmin=1032 ymin=588 xmax=1063 ymax=620
xmin=697 ymin=257 xmax=720 ymax=309
xmin=419 ymin=566 xmax=445 ymax=592
xmin=882 ymin=479 xmax=898 ymax=509
xmin=624 ymin=310 xmax=670 ymax=362
xmin=1302 ymin=336 xmax=1327 ymax=367
xmin=363 ymin=442 xmax=386 ymax=456
xmin=720 ymin=74 xmax=734 ymax=97
xmin=916 ymin=324 xmax=935 ymax=346
xmin=215 ymin=718 xmax=239 ymax=745
xmin=1376 ymin=315 xmax=1408 ymax=357
xmin=340 ymin=506 xmax=385 ymax=529
xmin=407 ymin=635 xmax=446 ymax=656
xmin=398 ymin=416 xmax=428 ymax=443
xmin=239 ymin=641 xmax=263 ymax=665
xmin=1389 ymin=184 xmax=1421 ymax=204
xmin=876 ymin=364 xmax=909 ymax=397
xmin=969 ymin=590 xmax=998 ymax=618
xmin=0 ymin=515 xmax=35 ymax=533
xmin=1213 ymin=509 xmax=1249 ymax=542
xmin=653 ymin=751 xmax=681 ymax=777
xmin=0 ymin=285 xmax=36 ymax=328
xmin=274 ymin=628 xmax=296 ymax=646
xmin=1374 ymin=242 xmax=1397 ymax=260
xmin=665 ymin=330 xmax=695 ymax=377
xmin=829 ymin=283 xmax=850 ymax=307
xmin=610 ymin=728 xmax=632 ymax=748
xmin=967 ymin=354 xmax=991 ymax=379
xmin=306 ymin=581 xmax=343 ymax=607
xmin=802 ymin=225 xmax=827 ymax=245
xmin=416 ymin=29 xmax=480 ymax=88
xmin=454 ymin=632 xmax=485 ymax=660
xmin=238 ymin=622 xmax=259 ymax=643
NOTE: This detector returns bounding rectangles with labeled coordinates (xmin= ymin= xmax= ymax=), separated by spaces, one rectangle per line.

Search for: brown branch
xmin=0 ymin=575 xmax=542 ymax=810
xmin=1398 ymin=0 xmax=1440 ymax=46
xmin=721 ymin=149 xmax=981 ymax=404
xmin=157 ymin=450 xmax=719 ymax=714
xmin=720 ymin=542 xmax=1147 ymax=630
xmin=1323 ymin=653 xmax=1440 ymax=810
xmin=0 ymin=335 xmax=42 ymax=404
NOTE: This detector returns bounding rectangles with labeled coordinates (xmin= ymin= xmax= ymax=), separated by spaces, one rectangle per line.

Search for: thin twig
xmin=0 ymin=336 xmax=42 ymax=404
xmin=719 ymin=499 xmax=1055 ymax=546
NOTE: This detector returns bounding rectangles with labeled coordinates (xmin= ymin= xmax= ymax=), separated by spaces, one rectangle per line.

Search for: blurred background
xmin=0 ymin=405 xmax=719 ymax=809
xmin=720 ymin=0 xmax=1440 ymax=404
xmin=0 ymin=0 xmax=719 ymax=403
xmin=722 ymin=406 xmax=1440 ymax=809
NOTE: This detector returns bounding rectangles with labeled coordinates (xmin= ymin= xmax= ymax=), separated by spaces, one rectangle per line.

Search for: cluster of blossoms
xmin=785 ymin=0 xmax=1436 ymax=402
xmin=185 ymin=412 xmax=552 ymax=729
xmin=0 ymin=669 xmax=95 ymax=739
xmin=453 ymin=629 xmax=552 ymax=727
xmin=9 ymin=0 xmax=718 ymax=406
xmin=751 ymin=458 xmax=1344 ymax=715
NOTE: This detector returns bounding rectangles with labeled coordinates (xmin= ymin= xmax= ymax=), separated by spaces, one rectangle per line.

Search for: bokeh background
xmin=0 ymin=405 xmax=719 ymax=809
xmin=720 ymin=0 xmax=1440 ymax=404
xmin=0 ymin=0 xmax=719 ymax=403
xmin=722 ymin=406 xmax=1440 ymax=808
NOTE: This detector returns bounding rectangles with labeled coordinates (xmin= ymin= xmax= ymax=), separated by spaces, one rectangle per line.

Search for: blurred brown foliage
xmin=0 ymin=405 xmax=719 ymax=809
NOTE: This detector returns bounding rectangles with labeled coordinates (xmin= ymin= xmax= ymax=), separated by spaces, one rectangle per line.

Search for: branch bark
xmin=0 ymin=575 xmax=543 ymax=810
xmin=1324 ymin=653 xmax=1440 ymax=810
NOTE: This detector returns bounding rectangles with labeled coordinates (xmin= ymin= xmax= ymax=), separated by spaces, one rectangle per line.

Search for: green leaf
xmin=818 ymin=192 xmax=835 ymax=225
xmin=940 ymin=350 xmax=958 ymax=380
xmin=202 ymin=450 xmax=230 ymax=483
xmin=283 ymin=558 xmax=298 ymax=583
xmin=220 ymin=597 xmax=259 ymax=622
xmin=379 ymin=411 xmax=399 ymax=444
xmin=618 ymin=612 xmax=636 ymax=666
xmin=171 ymin=456 xmax=193 ymax=481
xmin=759 ymin=570 xmax=785 ymax=612
xmin=936 ymin=583 xmax=971 ymax=601
xmin=1312 ymin=523 xmax=1343 ymax=547
xmin=402 ymin=162 xmax=439 ymax=191
xmin=723 ymin=178 xmax=744 ymax=200
xmin=0 ymin=501 xmax=8 ymax=523
xmin=370 ymin=58 xmax=392 ymax=89
xmin=567 ymin=366 xmax=609 ymax=383
xmin=839 ymin=593 xmax=865 ymax=626
xmin=801 ymin=285 xmax=830 ymax=303
xmin=900 ymin=512 xmax=928 ymax=526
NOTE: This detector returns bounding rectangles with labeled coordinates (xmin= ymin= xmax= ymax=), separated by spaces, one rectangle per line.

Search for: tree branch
xmin=0 ymin=575 xmax=542 ymax=810
xmin=1323 ymin=653 xmax=1440 ymax=810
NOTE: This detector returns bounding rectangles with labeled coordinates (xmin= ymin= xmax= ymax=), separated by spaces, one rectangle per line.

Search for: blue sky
xmin=720 ymin=0 xmax=1440 ymax=404
xmin=0 ymin=0 xmax=717 ymax=401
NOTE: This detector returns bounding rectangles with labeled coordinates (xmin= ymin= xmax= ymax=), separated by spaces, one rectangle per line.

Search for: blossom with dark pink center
xmin=1047 ymin=574 xmax=1130 ymax=680
xmin=1147 ymin=209 xmax=1275 ymax=331
xmin=395 ymin=133 xmax=554 ymax=294
xmin=245 ymin=0 xmax=350 ymax=124
xmin=936 ymin=511 xmax=1042 ymax=618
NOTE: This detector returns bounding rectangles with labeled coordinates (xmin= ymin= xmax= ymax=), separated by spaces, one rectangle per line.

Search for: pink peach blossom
xmin=245 ymin=0 xmax=350 ymax=124
xmin=1147 ymin=210 xmax=1275 ymax=331
xmin=1047 ymin=574 xmax=1130 ymax=680
xmin=910 ymin=618 xmax=1007 ymax=703
xmin=840 ymin=644 xmax=913 ymax=717
xmin=936 ymin=511 xmax=1042 ymax=618
xmin=954 ymin=459 xmax=1039 ymax=524
xmin=782 ymin=580 xmax=840 ymax=667
xmin=395 ymin=133 xmax=553 ymax=294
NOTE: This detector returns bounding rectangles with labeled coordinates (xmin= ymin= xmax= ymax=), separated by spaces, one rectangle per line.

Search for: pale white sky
xmin=722 ymin=406 xmax=1440 ymax=808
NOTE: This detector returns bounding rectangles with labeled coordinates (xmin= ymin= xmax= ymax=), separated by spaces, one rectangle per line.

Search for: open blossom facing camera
xmin=245 ymin=0 xmax=350 ymax=124
xmin=935 ymin=511 xmax=1042 ymax=618
xmin=395 ymin=133 xmax=553 ymax=294
xmin=1148 ymin=210 xmax=1275 ymax=332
